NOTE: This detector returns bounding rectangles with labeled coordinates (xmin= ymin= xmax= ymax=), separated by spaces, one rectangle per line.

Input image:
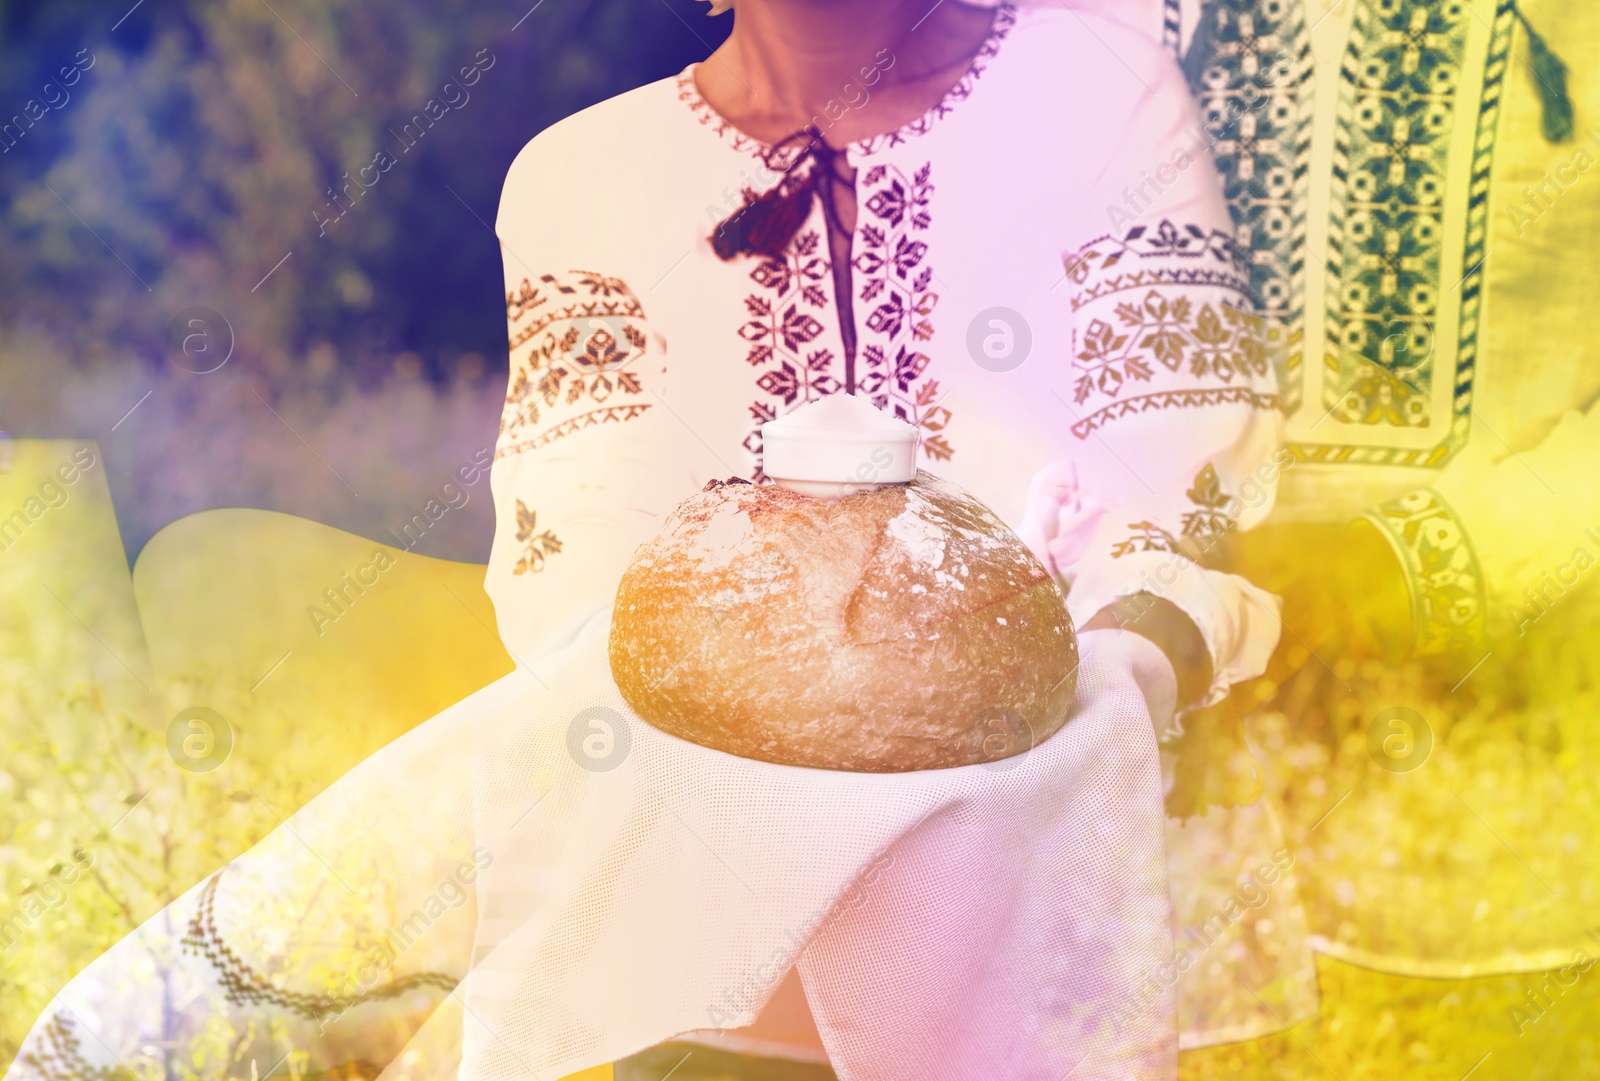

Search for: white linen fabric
xmin=7 ymin=617 xmax=1176 ymax=1081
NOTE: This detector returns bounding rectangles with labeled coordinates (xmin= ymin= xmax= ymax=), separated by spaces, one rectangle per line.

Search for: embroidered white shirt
xmin=489 ymin=3 xmax=1284 ymax=702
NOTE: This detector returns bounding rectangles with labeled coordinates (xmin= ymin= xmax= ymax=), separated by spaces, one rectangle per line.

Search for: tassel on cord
xmin=712 ymin=167 xmax=817 ymax=260
xmin=1512 ymin=2 xmax=1574 ymax=143
xmin=1180 ymin=2 xmax=1221 ymax=96
xmin=711 ymin=126 xmax=848 ymax=261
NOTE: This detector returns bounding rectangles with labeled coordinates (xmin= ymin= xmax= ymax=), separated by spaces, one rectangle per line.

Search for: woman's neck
xmin=695 ymin=0 xmax=998 ymax=146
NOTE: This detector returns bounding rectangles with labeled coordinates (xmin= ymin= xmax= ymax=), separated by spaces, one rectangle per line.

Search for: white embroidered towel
xmin=8 ymin=612 xmax=1176 ymax=1081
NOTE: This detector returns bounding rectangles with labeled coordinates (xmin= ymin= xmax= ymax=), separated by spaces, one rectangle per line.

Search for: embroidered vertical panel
xmin=1300 ymin=0 xmax=1511 ymax=470
xmin=739 ymin=228 xmax=838 ymax=480
xmin=853 ymin=161 xmax=953 ymax=462
xmin=740 ymin=166 xmax=954 ymax=478
xmin=1323 ymin=0 xmax=1468 ymax=431
xmin=1182 ymin=0 xmax=1519 ymax=467
xmin=1185 ymin=0 xmax=1313 ymax=412
xmin=1450 ymin=0 xmax=1515 ymax=457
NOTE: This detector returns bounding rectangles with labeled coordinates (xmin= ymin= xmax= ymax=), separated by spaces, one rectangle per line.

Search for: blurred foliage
xmin=0 ymin=0 xmax=728 ymax=386
xmin=0 ymin=444 xmax=515 ymax=1072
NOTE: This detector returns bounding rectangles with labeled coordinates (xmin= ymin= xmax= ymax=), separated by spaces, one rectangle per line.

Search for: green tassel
xmin=1513 ymin=4 xmax=1574 ymax=143
xmin=1181 ymin=4 xmax=1222 ymax=96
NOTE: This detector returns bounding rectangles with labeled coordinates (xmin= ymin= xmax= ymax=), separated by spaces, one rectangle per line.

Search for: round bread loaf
xmin=608 ymin=470 xmax=1078 ymax=771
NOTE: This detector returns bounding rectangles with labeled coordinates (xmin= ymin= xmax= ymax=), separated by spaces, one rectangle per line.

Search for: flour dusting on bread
xmin=609 ymin=471 xmax=1078 ymax=772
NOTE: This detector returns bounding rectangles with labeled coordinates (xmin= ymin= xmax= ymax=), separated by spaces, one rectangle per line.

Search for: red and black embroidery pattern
xmin=676 ymin=73 xmax=768 ymax=157
xmin=14 ymin=1015 xmax=134 ymax=1081
xmin=739 ymin=229 xmax=838 ymax=478
xmin=737 ymin=160 xmax=955 ymax=477
xmin=1070 ymin=385 xmax=1281 ymax=440
xmin=1064 ymin=219 xmax=1274 ymax=437
xmin=676 ymin=5 xmax=1017 ymax=162
xmin=853 ymin=160 xmax=952 ymax=461
xmin=499 ymin=270 xmax=651 ymax=461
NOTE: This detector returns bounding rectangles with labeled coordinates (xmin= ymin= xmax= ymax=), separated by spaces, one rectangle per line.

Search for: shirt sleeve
xmin=1365 ymin=402 xmax=1600 ymax=654
xmin=1032 ymin=23 xmax=1287 ymax=706
xmin=487 ymin=141 xmax=688 ymax=662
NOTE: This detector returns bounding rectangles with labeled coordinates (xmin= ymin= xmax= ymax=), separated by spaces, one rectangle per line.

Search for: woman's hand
xmin=1077 ymin=626 xmax=1180 ymax=740
xmin=1018 ymin=459 xmax=1108 ymax=580
xmin=1084 ymin=592 xmax=1215 ymax=713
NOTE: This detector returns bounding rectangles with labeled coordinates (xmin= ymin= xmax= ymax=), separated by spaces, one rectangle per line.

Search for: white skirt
xmin=13 ymin=612 xmax=1185 ymax=1081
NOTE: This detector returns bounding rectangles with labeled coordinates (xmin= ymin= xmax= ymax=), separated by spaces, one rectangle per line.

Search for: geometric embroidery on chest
xmin=1186 ymin=0 xmax=1312 ymax=411
xmin=738 ymin=162 xmax=954 ymax=478
xmin=853 ymin=160 xmax=952 ymax=462
xmin=739 ymin=229 xmax=838 ymax=480
xmin=683 ymin=12 xmax=1019 ymax=480
xmin=498 ymin=269 xmax=651 ymax=461
xmin=1285 ymin=0 xmax=1512 ymax=467
xmin=1322 ymin=0 xmax=1467 ymax=430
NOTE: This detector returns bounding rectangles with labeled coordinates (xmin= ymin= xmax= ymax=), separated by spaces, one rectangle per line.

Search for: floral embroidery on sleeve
xmin=1111 ymin=463 xmax=1238 ymax=561
xmin=512 ymin=499 xmax=563 ymax=576
xmin=1362 ymin=488 xmax=1487 ymax=655
xmin=1065 ymin=220 xmax=1279 ymax=439
xmin=497 ymin=270 xmax=653 ymax=461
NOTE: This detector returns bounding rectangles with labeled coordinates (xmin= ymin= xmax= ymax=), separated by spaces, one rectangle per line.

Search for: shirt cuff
xmin=1066 ymin=550 xmax=1283 ymax=708
xmin=1361 ymin=488 xmax=1488 ymax=656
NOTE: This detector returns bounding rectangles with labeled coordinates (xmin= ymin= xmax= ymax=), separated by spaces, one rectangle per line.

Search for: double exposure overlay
xmin=2 ymin=0 xmax=1598 ymax=1078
